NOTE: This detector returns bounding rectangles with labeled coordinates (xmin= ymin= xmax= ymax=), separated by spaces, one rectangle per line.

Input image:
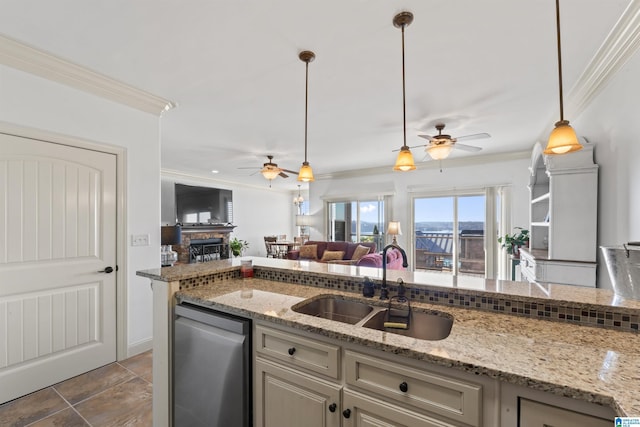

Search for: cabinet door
xmin=255 ymin=358 xmax=341 ymax=427
xmin=520 ymin=398 xmax=610 ymax=427
xmin=342 ymin=390 xmax=456 ymax=427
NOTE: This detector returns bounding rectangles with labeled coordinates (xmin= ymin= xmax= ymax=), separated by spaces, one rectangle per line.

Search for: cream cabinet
xmin=342 ymin=389 xmax=455 ymax=427
xmin=523 ymin=141 xmax=598 ymax=287
xmin=519 ymin=399 xmax=610 ymax=427
xmin=254 ymin=323 xmax=489 ymax=427
xmin=501 ymin=382 xmax=614 ymax=427
xmin=255 ymin=358 xmax=341 ymax=427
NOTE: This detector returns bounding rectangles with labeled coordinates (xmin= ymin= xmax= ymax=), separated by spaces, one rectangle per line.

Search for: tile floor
xmin=0 ymin=351 xmax=152 ymax=426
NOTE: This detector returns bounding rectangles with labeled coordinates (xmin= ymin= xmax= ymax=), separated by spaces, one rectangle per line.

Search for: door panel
xmin=0 ymin=132 xmax=116 ymax=403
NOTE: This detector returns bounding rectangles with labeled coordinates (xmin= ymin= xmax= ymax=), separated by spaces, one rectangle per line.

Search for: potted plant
xmin=498 ymin=227 xmax=529 ymax=258
xmin=229 ymin=237 xmax=249 ymax=257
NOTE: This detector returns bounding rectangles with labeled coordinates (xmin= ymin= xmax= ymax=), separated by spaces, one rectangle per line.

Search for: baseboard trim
xmin=126 ymin=338 xmax=153 ymax=359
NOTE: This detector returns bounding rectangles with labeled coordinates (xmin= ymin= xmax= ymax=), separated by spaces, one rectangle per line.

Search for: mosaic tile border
xmin=253 ymin=267 xmax=640 ymax=333
xmin=179 ymin=269 xmax=240 ymax=290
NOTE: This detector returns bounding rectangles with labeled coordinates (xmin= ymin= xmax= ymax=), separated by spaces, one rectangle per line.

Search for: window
xmin=413 ymin=190 xmax=499 ymax=278
xmin=327 ymin=198 xmax=386 ymax=249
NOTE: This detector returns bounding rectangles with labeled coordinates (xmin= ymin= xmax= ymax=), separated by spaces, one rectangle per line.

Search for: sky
xmin=354 ymin=195 xmax=485 ymax=224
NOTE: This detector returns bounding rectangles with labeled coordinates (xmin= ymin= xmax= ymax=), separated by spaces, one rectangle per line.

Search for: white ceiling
xmin=0 ymin=0 xmax=632 ymax=190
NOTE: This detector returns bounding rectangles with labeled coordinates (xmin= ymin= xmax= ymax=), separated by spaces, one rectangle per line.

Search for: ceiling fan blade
xmin=281 ymin=168 xmax=299 ymax=175
xmin=238 ymin=166 xmax=260 ymax=170
xmin=455 ymin=143 xmax=483 ymax=152
xmin=417 ymin=134 xmax=434 ymax=140
xmin=455 ymin=132 xmax=490 ymax=142
xmin=279 ymin=172 xmax=289 ymax=178
xmin=391 ymin=144 xmax=427 ymax=153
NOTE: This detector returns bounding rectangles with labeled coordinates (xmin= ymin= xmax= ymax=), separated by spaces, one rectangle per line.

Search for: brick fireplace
xmin=174 ymin=225 xmax=236 ymax=263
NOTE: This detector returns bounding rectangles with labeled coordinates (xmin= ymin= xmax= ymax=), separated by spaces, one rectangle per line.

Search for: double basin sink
xmin=291 ymin=294 xmax=453 ymax=341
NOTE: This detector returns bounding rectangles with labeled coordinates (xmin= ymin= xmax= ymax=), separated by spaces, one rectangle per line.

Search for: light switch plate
xmin=131 ymin=234 xmax=150 ymax=247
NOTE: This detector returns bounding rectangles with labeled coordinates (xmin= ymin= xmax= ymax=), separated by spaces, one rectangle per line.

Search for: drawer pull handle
xmin=399 ymin=381 xmax=408 ymax=393
xmin=329 ymin=403 xmax=337 ymax=413
xmin=342 ymin=409 xmax=351 ymax=419
xmin=287 ymin=347 xmax=296 ymax=356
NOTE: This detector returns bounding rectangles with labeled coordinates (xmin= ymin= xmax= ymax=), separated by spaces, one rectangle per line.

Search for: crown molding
xmin=566 ymin=0 xmax=640 ymax=116
xmin=0 ymin=34 xmax=175 ymax=115
xmin=314 ymin=150 xmax=531 ymax=181
xmin=161 ymin=168 xmax=292 ymax=193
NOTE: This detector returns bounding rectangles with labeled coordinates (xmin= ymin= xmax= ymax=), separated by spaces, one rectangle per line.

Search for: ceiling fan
xmin=239 ymin=155 xmax=298 ymax=181
xmin=415 ymin=124 xmax=490 ymax=160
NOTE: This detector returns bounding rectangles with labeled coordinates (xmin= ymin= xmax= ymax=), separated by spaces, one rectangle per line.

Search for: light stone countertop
xmin=175 ymin=276 xmax=640 ymax=417
xmin=139 ymin=256 xmax=640 ymax=310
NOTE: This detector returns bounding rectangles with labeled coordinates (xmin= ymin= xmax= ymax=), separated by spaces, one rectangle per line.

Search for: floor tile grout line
xmin=50 ymin=387 xmax=95 ymax=427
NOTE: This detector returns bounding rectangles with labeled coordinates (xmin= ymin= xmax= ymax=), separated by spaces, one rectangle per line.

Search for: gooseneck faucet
xmin=380 ymin=243 xmax=409 ymax=300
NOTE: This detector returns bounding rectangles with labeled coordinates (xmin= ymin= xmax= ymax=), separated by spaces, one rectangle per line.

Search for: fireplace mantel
xmin=179 ymin=224 xmax=236 ymax=234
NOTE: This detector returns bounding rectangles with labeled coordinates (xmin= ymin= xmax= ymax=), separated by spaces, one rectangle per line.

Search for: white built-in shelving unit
xmin=520 ymin=140 xmax=599 ymax=287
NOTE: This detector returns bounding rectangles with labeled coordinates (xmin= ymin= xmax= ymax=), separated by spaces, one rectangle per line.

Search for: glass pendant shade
xmin=427 ymin=144 xmax=454 ymax=160
xmin=261 ymin=167 xmax=280 ymax=180
xmin=297 ymin=162 xmax=314 ymax=182
xmin=393 ymin=147 xmax=416 ymax=171
xmin=544 ymin=120 xmax=582 ymax=155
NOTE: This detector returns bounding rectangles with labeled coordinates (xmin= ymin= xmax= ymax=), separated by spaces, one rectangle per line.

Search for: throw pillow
xmin=299 ymin=244 xmax=318 ymax=260
xmin=320 ymin=250 xmax=345 ymax=262
xmin=351 ymin=245 xmax=371 ymax=261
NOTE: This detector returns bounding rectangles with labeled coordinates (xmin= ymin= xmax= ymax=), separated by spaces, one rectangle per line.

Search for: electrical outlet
xmin=132 ymin=234 xmax=150 ymax=247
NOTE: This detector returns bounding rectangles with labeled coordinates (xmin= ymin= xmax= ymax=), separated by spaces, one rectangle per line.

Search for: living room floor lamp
xmin=392 ymin=11 xmax=416 ymax=172
xmin=544 ymin=0 xmax=582 ymax=155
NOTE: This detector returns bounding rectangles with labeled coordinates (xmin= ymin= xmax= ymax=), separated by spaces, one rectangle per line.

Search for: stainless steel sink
xmin=292 ymin=295 xmax=374 ymax=324
xmin=362 ymin=309 xmax=454 ymax=341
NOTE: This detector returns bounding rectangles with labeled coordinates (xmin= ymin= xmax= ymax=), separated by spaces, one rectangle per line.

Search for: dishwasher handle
xmin=175 ymin=303 xmax=249 ymax=335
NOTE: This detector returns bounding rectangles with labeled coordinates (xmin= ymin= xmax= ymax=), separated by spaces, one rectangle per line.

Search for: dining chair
xmin=264 ymin=236 xmax=278 ymax=258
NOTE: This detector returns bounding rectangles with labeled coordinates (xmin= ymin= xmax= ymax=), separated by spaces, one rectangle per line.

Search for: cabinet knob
xmin=287 ymin=347 xmax=296 ymax=356
xmin=328 ymin=403 xmax=337 ymax=413
xmin=342 ymin=409 xmax=351 ymax=419
xmin=399 ymin=381 xmax=408 ymax=393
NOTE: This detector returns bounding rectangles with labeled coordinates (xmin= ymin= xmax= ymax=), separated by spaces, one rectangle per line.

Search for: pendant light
xmin=544 ymin=0 xmax=582 ymax=155
xmin=298 ymin=50 xmax=315 ymax=182
xmin=293 ymin=184 xmax=304 ymax=206
xmin=393 ymin=12 xmax=416 ymax=172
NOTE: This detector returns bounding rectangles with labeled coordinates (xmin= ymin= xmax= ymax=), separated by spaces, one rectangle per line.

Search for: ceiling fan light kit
xmin=427 ymin=144 xmax=454 ymax=160
xmin=298 ymin=50 xmax=316 ymax=182
xmin=544 ymin=0 xmax=582 ymax=155
xmin=392 ymin=11 xmax=417 ymax=172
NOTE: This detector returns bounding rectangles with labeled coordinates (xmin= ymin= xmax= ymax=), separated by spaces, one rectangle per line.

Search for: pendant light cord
xmin=304 ymin=60 xmax=309 ymax=163
xmin=556 ymin=0 xmax=564 ymax=122
xmin=401 ymin=23 xmax=408 ymax=149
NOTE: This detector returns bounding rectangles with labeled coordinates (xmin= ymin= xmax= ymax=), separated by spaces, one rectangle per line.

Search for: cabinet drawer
xmin=345 ymin=350 xmax=481 ymax=426
xmin=255 ymin=324 xmax=340 ymax=379
xmin=520 ymin=398 xmax=610 ymax=427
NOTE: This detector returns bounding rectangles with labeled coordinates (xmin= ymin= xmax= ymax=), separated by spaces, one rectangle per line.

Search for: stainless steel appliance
xmin=174 ymin=303 xmax=251 ymax=426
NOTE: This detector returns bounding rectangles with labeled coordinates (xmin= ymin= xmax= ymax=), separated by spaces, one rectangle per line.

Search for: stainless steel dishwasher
xmin=174 ymin=303 xmax=252 ymax=427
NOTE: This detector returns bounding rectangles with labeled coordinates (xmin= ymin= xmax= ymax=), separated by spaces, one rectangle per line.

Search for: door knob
xmin=98 ymin=266 xmax=114 ymax=274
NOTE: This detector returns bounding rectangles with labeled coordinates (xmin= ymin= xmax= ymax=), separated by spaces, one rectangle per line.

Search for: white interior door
xmin=0 ymin=132 xmax=117 ymax=403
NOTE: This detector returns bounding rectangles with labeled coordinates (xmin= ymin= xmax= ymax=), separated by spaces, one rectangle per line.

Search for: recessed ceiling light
xmin=211 ymin=170 xmax=219 ymax=174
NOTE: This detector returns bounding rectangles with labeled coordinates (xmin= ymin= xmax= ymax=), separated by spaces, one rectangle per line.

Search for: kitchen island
xmin=138 ymin=257 xmax=640 ymax=426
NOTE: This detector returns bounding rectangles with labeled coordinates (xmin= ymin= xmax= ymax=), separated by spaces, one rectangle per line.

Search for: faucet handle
xmin=396 ymin=278 xmax=407 ymax=298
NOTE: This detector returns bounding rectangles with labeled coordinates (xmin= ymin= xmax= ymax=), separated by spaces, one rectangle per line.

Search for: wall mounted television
xmin=175 ymin=183 xmax=233 ymax=225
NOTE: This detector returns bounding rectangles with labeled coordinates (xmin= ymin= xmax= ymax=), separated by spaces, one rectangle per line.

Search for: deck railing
xmin=415 ymin=232 xmax=485 ymax=275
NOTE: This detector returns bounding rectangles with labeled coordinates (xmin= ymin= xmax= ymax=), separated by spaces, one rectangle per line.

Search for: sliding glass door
xmin=413 ymin=194 xmax=486 ymax=276
xmin=327 ymin=199 xmax=385 ymax=249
